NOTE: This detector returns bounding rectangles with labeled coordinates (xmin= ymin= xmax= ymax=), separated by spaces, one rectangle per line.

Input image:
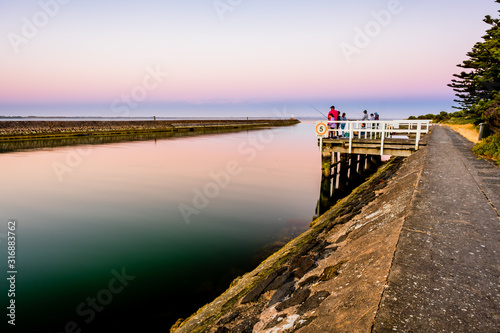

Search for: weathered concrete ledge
xmin=170 ymin=145 xmax=425 ymax=332
xmin=372 ymin=126 xmax=500 ymax=332
xmin=0 ymin=119 xmax=299 ymax=141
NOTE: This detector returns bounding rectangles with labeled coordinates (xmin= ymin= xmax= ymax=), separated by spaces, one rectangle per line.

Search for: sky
xmin=0 ymin=0 xmax=499 ymax=118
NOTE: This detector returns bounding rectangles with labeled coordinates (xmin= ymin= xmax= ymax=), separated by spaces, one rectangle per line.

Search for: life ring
xmin=316 ymin=122 xmax=328 ymax=137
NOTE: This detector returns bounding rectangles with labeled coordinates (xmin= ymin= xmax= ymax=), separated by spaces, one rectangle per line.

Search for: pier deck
xmin=317 ymin=120 xmax=432 ymax=156
xmin=321 ymin=137 xmax=429 ymax=157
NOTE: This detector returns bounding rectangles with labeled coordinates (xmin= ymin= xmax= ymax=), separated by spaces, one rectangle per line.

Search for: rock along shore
xmin=0 ymin=119 xmax=300 ymax=141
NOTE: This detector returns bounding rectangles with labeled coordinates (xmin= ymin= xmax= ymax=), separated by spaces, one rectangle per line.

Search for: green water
xmin=0 ymin=123 xmax=322 ymax=332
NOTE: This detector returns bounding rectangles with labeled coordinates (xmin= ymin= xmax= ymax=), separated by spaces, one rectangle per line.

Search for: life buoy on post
xmin=316 ymin=121 xmax=328 ymax=138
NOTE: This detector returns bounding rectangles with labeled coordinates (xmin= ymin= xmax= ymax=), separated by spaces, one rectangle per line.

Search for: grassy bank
xmin=473 ymin=134 xmax=500 ymax=165
xmin=442 ymin=122 xmax=500 ymax=165
xmin=444 ymin=124 xmax=479 ymax=143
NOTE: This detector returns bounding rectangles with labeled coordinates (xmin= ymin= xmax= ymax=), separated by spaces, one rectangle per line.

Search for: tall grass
xmin=444 ymin=124 xmax=479 ymax=143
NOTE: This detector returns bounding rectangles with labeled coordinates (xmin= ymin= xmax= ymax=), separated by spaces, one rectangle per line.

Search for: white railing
xmin=317 ymin=120 xmax=431 ymax=155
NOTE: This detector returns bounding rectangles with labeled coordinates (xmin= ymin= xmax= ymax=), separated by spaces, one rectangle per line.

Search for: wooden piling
xmin=322 ymin=151 xmax=332 ymax=177
xmin=359 ymin=154 xmax=366 ymax=174
xmin=349 ymin=154 xmax=358 ymax=182
xmin=339 ymin=153 xmax=349 ymax=191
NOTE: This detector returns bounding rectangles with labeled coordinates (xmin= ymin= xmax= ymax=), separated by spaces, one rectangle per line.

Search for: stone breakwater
xmin=171 ymin=147 xmax=426 ymax=333
xmin=0 ymin=119 xmax=300 ymax=141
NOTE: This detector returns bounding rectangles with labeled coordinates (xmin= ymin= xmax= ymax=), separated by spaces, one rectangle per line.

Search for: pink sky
xmin=0 ymin=0 xmax=498 ymax=112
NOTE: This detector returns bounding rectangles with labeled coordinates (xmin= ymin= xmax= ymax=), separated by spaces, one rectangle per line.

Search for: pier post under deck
xmin=339 ymin=153 xmax=349 ymax=191
xmin=322 ymin=151 xmax=332 ymax=177
xmin=359 ymin=154 xmax=367 ymax=175
xmin=349 ymin=154 xmax=358 ymax=182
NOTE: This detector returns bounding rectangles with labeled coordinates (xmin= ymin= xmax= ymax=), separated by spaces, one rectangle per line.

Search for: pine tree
xmin=449 ymin=1 xmax=500 ymax=131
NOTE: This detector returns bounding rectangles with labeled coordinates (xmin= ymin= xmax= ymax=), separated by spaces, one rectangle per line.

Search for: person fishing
xmin=328 ymin=106 xmax=340 ymax=138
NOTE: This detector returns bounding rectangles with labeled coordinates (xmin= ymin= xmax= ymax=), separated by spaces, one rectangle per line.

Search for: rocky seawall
xmin=171 ymin=146 xmax=426 ymax=332
xmin=0 ymin=119 xmax=299 ymax=141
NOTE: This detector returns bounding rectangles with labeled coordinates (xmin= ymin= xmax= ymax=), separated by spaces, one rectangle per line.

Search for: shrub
xmin=473 ymin=134 xmax=500 ymax=165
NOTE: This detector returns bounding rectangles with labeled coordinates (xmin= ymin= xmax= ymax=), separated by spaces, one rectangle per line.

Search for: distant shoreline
xmin=0 ymin=116 xmax=296 ymax=120
xmin=0 ymin=119 xmax=300 ymax=142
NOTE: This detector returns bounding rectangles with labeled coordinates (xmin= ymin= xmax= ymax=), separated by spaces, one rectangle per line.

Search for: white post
xmin=380 ymin=122 xmax=386 ymax=155
xmin=380 ymin=134 xmax=385 ymax=156
xmin=349 ymin=122 xmax=353 ymax=154
xmin=416 ymin=122 xmax=421 ymax=150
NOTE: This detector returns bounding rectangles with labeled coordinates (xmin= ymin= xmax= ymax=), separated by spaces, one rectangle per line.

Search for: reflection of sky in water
xmin=0 ymin=123 xmax=322 ymax=331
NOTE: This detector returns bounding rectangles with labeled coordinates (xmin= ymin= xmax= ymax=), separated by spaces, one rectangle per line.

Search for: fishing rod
xmin=310 ymin=104 xmax=365 ymax=120
xmin=309 ymin=104 xmax=328 ymax=119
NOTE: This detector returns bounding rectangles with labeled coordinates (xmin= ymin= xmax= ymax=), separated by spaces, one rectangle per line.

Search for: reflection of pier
xmin=314 ymin=120 xmax=431 ymax=218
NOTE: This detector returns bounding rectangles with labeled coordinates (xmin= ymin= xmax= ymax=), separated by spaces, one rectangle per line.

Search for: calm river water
xmin=0 ymin=121 xmax=326 ymax=332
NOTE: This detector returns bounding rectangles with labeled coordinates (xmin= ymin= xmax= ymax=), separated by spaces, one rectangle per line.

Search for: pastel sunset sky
xmin=0 ymin=0 xmax=498 ymax=118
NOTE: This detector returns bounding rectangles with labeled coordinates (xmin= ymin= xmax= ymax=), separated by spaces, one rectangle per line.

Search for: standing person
xmin=374 ymin=112 xmax=380 ymax=133
xmin=369 ymin=113 xmax=375 ymax=135
xmin=327 ymin=113 xmax=333 ymax=138
xmin=328 ymin=106 xmax=340 ymax=138
xmin=340 ymin=112 xmax=347 ymax=136
xmin=361 ymin=110 xmax=368 ymax=121
xmin=361 ymin=110 xmax=368 ymax=135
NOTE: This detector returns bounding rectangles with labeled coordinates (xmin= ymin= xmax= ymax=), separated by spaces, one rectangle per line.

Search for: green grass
xmin=442 ymin=117 xmax=480 ymax=125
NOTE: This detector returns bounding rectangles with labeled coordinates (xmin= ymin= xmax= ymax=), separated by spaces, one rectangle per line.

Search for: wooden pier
xmin=315 ymin=120 xmax=432 ymax=214
xmin=321 ymin=137 xmax=425 ymax=157
xmin=316 ymin=120 xmax=432 ymax=157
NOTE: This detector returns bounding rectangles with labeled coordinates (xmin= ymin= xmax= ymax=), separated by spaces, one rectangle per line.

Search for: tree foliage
xmin=407 ymin=111 xmax=465 ymax=123
xmin=449 ymin=1 xmax=500 ymax=133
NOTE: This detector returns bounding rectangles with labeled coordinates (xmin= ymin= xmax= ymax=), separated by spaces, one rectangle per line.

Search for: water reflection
xmin=0 ymin=127 xmax=258 ymax=153
xmin=0 ymin=123 xmax=322 ymax=332
xmin=0 ymin=121 xmax=391 ymax=332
